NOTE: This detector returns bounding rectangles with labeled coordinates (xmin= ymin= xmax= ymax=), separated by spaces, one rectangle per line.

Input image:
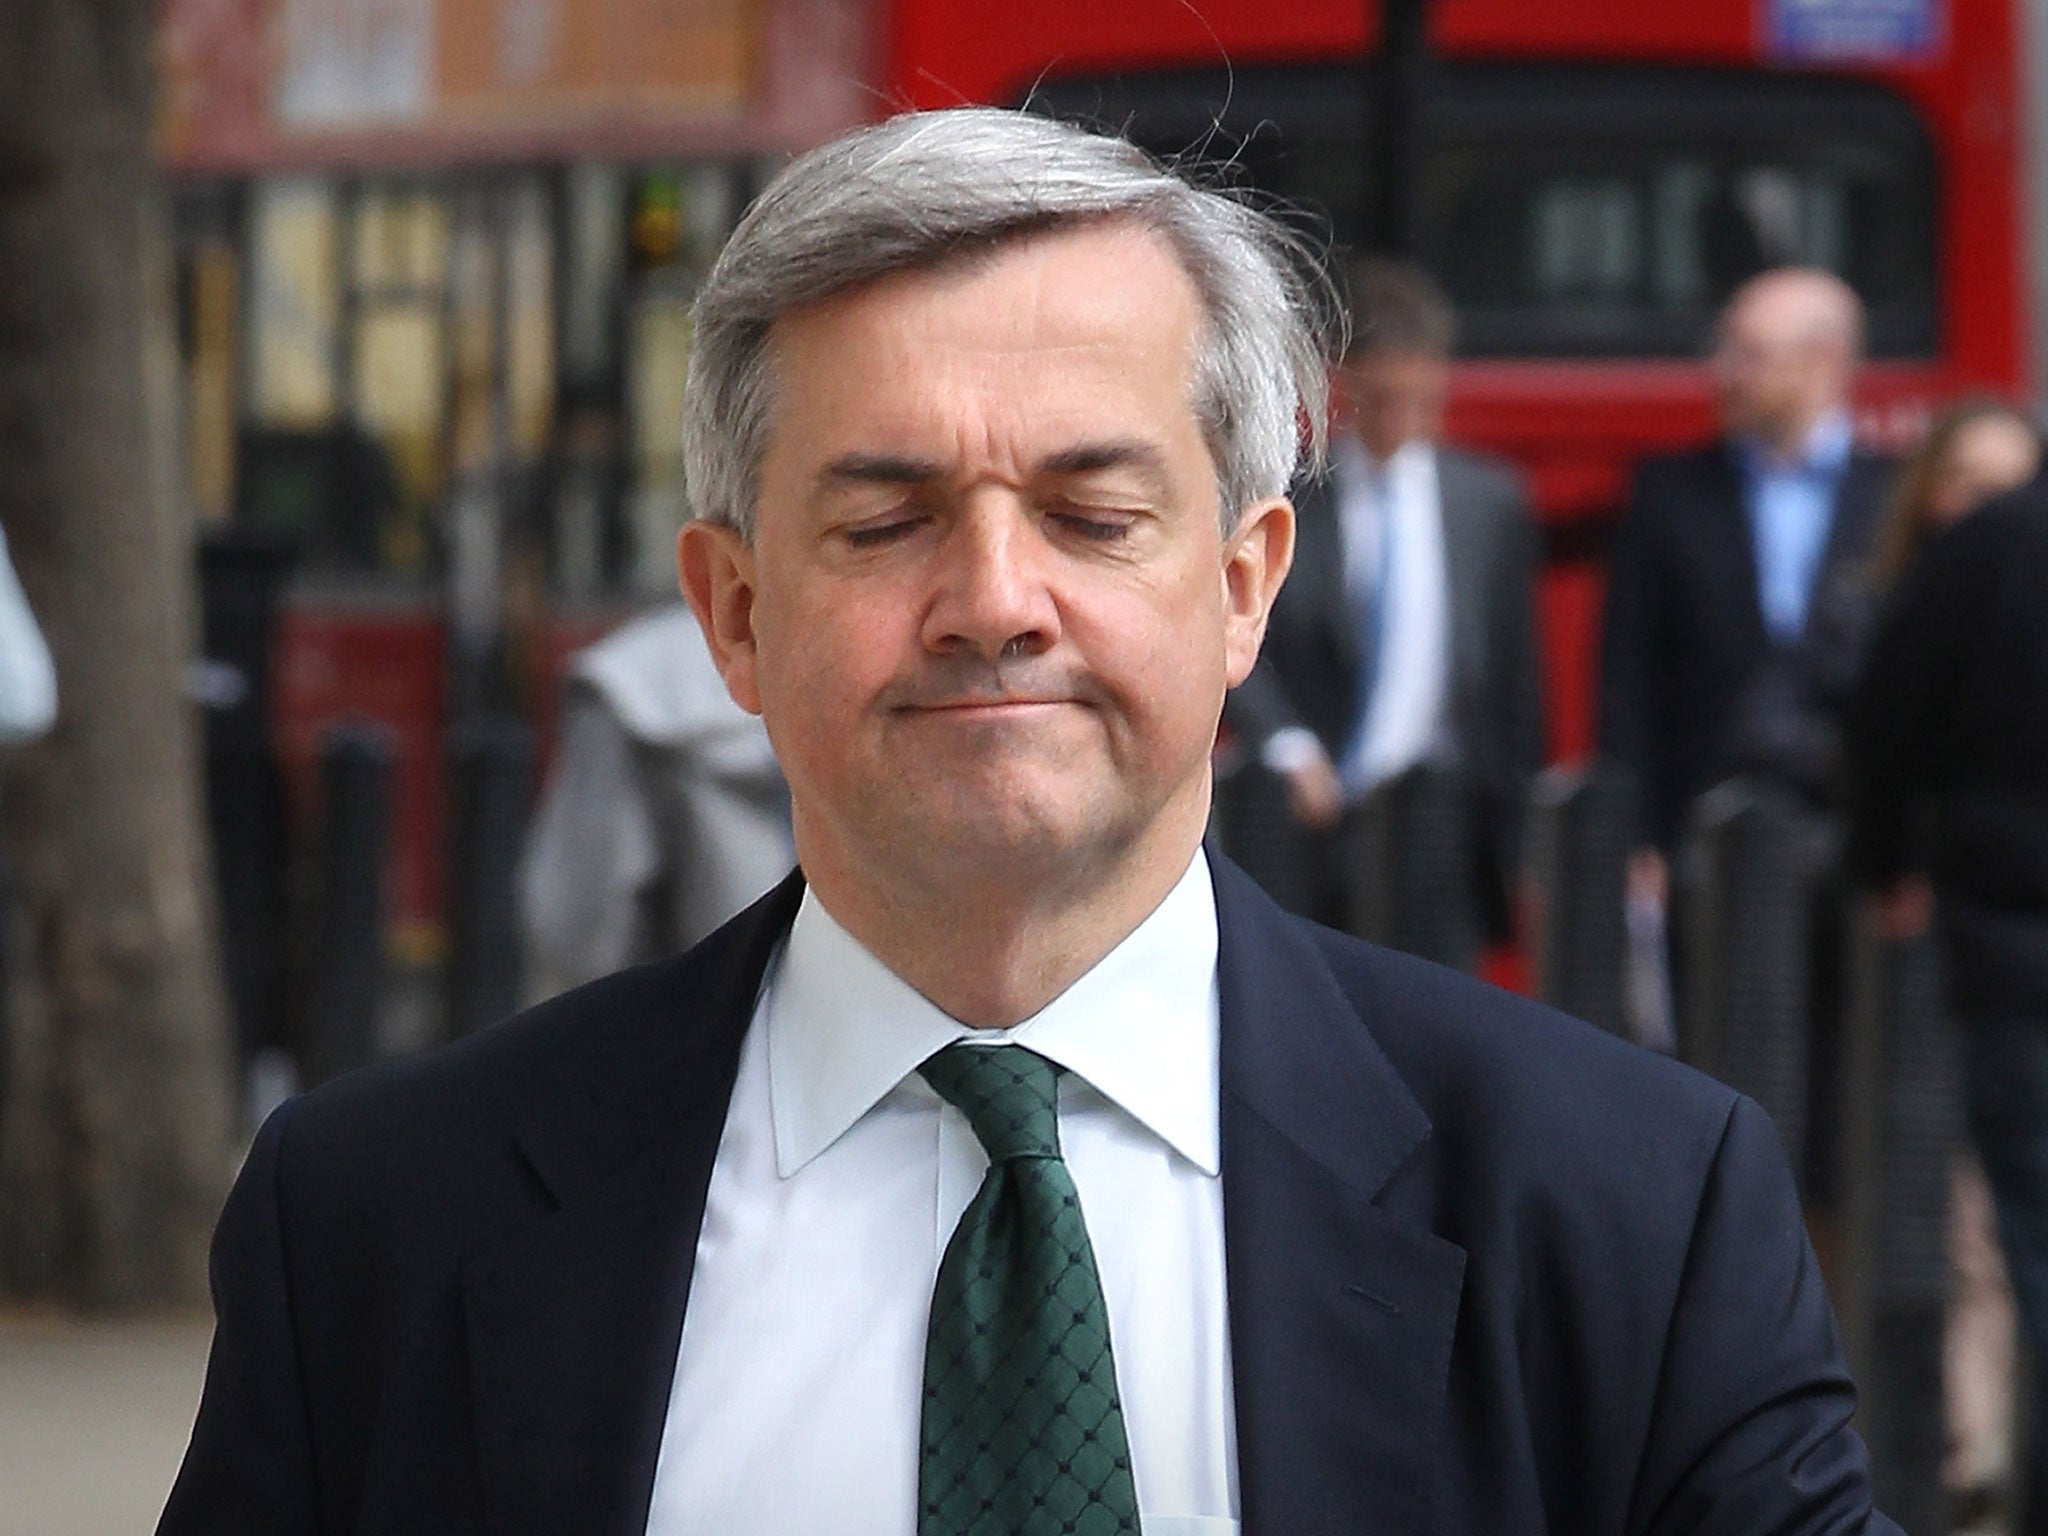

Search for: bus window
xmin=1426 ymin=131 xmax=1935 ymax=357
xmin=1027 ymin=62 xmax=1938 ymax=359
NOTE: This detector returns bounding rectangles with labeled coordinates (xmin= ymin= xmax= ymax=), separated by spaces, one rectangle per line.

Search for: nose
xmin=919 ymin=497 xmax=1062 ymax=663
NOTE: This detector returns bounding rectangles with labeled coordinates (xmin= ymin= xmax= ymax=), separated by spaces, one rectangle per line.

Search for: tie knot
xmin=919 ymin=1044 xmax=1062 ymax=1164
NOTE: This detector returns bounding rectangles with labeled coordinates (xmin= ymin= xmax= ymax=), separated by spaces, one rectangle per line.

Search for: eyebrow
xmin=819 ymin=453 xmax=946 ymax=487
xmin=817 ymin=441 xmax=1171 ymax=491
xmin=1038 ymin=441 xmax=1171 ymax=492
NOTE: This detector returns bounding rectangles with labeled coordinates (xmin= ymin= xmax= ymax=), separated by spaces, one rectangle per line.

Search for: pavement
xmin=0 ymin=1309 xmax=211 ymax=1536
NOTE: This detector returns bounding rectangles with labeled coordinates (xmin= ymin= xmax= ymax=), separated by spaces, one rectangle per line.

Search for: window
xmin=1028 ymin=62 xmax=1939 ymax=358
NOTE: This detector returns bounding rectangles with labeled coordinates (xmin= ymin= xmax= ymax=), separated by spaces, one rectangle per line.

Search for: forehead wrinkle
xmin=763 ymin=222 xmax=1216 ymax=517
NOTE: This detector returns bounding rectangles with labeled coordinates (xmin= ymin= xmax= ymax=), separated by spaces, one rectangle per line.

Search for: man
xmin=1598 ymin=270 xmax=1893 ymax=1174
xmin=1226 ymin=259 xmax=1542 ymax=945
xmin=1848 ymin=482 xmax=2048 ymax=1535
xmin=1600 ymin=267 xmax=1891 ymax=898
xmin=161 ymin=109 xmax=1895 ymax=1534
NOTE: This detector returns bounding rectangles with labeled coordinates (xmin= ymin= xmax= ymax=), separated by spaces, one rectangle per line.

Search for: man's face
xmin=1337 ymin=348 xmax=1448 ymax=461
xmin=680 ymin=222 xmax=1290 ymax=904
xmin=1710 ymin=287 xmax=1832 ymax=442
xmin=1929 ymin=414 xmax=2041 ymax=526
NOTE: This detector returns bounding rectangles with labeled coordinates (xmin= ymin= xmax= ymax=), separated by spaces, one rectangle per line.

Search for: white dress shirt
xmin=1334 ymin=436 xmax=1455 ymax=797
xmin=644 ymin=852 xmax=1240 ymax=1536
xmin=1258 ymin=437 xmax=1454 ymax=800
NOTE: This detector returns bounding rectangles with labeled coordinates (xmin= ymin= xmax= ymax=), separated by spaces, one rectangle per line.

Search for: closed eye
xmin=1046 ymin=502 xmax=1138 ymax=543
xmin=841 ymin=515 xmax=928 ymax=549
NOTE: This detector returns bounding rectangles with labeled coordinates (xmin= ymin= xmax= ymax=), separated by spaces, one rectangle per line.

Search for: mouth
xmin=901 ymin=698 xmax=1076 ymax=719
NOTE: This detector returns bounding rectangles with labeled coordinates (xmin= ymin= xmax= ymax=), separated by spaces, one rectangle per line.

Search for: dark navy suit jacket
xmin=1598 ymin=442 xmax=1891 ymax=850
xmin=159 ymin=856 xmax=1897 ymax=1535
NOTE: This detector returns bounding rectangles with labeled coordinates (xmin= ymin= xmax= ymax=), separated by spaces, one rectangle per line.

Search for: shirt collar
xmin=766 ymin=852 xmax=1221 ymax=1179
xmin=1335 ymin=433 xmax=1433 ymax=487
xmin=1737 ymin=410 xmax=1854 ymax=478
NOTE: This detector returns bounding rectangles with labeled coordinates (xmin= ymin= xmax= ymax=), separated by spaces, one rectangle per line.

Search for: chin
xmin=908 ymin=796 xmax=1130 ymax=882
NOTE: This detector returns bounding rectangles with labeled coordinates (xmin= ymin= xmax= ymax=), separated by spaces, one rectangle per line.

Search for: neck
xmin=1755 ymin=403 xmax=1839 ymax=461
xmin=797 ymin=802 xmax=1209 ymax=1029
xmin=1352 ymin=433 xmax=1424 ymax=467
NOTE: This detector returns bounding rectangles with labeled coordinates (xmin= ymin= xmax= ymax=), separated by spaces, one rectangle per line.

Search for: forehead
xmin=1723 ymin=280 xmax=1839 ymax=349
xmin=758 ymin=221 xmax=1207 ymax=469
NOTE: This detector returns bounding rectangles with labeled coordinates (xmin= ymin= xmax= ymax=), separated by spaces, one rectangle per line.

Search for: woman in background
xmin=1862 ymin=395 xmax=2041 ymax=1532
xmin=1871 ymin=396 xmax=2042 ymax=588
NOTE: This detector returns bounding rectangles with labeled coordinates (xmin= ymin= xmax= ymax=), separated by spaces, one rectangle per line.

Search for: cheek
xmin=1100 ymin=581 xmax=1231 ymax=732
xmin=757 ymin=578 xmax=916 ymax=722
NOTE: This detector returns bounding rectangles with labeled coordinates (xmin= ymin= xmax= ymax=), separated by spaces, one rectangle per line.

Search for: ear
xmin=1221 ymin=496 xmax=1295 ymax=688
xmin=676 ymin=519 xmax=764 ymax=714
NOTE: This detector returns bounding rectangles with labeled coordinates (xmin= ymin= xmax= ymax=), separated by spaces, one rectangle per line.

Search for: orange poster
xmin=436 ymin=0 xmax=756 ymax=122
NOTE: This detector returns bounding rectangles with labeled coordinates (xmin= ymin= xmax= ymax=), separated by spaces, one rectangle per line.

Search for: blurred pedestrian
xmin=1601 ymin=266 xmax=1889 ymax=897
xmin=1599 ymin=268 xmax=1891 ymax=1200
xmin=1848 ymin=475 xmax=2048 ymax=1536
xmin=518 ymin=604 xmax=792 ymax=996
xmin=1850 ymin=397 xmax=2042 ymax=1531
xmin=1225 ymin=258 xmax=1543 ymax=944
xmin=1871 ymin=395 xmax=2041 ymax=591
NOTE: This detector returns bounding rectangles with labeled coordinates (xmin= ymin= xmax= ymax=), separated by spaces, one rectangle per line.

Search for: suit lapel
xmin=1703 ymin=445 xmax=1770 ymax=651
xmin=1213 ymin=856 xmax=1467 ymax=1535
xmin=1819 ymin=451 xmax=1888 ymax=583
xmin=463 ymin=874 xmax=804 ymax=1536
xmin=1296 ymin=476 xmax=1363 ymax=682
xmin=1710 ymin=440 xmax=1888 ymax=650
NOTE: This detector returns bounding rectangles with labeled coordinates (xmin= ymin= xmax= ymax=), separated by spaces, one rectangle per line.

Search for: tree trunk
xmin=0 ymin=0 xmax=233 ymax=1308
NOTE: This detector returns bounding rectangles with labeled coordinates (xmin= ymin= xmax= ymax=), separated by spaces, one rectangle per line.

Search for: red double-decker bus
xmin=159 ymin=0 xmax=2031 ymax=951
xmin=883 ymin=0 xmax=2032 ymax=759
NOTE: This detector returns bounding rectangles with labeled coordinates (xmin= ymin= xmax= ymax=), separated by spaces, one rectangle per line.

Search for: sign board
xmin=154 ymin=0 xmax=875 ymax=171
xmin=1764 ymin=0 xmax=1943 ymax=63
xmin=277 ymin=0 xmax=434 ymax=128
xmin=437 ymin=0 xmax=754 ymax=123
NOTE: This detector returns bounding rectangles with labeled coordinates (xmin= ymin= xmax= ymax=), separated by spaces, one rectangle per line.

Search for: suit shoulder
xmin=278 ymin=953 xmax=699 ymax=1170
xmin=1626 ymin=443 xmax=1730 ymax=499
xmin=1931 ymin=479 xmax=2045 ymax=563
xmin=1631 ymin=441 xmax=1728 ymax=476
xmin=281 ymin=871 xmax=796 ymax=1168
xmin=1439 ymin=445 xmax=1529 ymax=504
xmin=1305 ymin=925 xmax=1740 ymax=1174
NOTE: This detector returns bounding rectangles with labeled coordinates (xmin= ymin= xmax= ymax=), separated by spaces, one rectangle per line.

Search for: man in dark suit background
xmin=1598 ymin=268 xmax=1893 ymax=1212
xmin=161 ymin=110 xmax=1897 ymax=1535
xmin=1599 ymin=267 xmax=1891 ymax=906
xmin=1226 ymin=260 xmax=1543 ymax=944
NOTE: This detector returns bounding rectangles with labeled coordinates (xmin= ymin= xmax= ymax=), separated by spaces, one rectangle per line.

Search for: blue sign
xmin=1766 ymin=0 xmax=1944 ymax=62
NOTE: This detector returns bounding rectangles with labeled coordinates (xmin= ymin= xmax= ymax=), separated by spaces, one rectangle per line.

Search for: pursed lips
xmin=899 ymin=696 xmax=1077 ymax=715
xmin=881 ymin=665 xmax=1100 ymax=720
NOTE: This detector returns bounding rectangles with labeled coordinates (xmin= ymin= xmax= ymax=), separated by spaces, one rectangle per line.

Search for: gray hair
xmin=681 ymin=107 xmax=1340 ymax=538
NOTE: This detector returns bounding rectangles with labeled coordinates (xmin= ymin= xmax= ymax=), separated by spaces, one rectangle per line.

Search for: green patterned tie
xmin=917 ymin=1044 xmax=1142 ymax=1536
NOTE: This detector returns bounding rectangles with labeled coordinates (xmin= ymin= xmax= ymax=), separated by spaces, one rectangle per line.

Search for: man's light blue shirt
xmin=1736 ymin=412 xmax=1853 ymax=645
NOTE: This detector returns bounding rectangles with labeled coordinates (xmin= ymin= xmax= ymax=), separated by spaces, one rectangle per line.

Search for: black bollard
xmin=1678 ymin=780 xmax=1819 ymax=1171
xmin=1840 ymin=914 xmax=1956 ymax=1536
xmin=444 ymin=713 xmax=532 ymax=1039
xmin=1345 ymin=765 xmax=1482 ymax=972
xmin=1211 ymin=756 xmax=1324 ymax=923
xmin=195 ymin=533 xmax=295 ymax=1079
xmin=1526 ymin=766 xmax=1634 ymax=1037
xmin=304 ymin=720 xmax=394 ymax=1087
